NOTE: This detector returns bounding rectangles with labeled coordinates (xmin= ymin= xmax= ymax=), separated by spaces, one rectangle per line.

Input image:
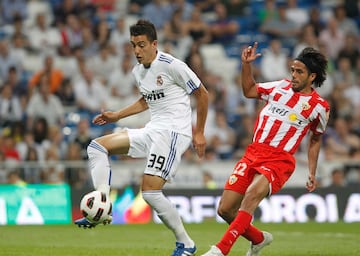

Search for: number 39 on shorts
xmin=233 ymin=162 xmax=247 ymax=176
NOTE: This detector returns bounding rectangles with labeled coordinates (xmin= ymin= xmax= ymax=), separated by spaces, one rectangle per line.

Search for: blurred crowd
xmin=0 ymin=0 xmax=359 ymax=188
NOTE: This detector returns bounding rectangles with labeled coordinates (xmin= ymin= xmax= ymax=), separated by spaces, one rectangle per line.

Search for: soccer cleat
xmin=75 ymin=217 xmax=97 ymax=229
xmin=200 ymin=245 xmax=224 ymax=256
xmin=246 ymin=231 xmax=273 ymax=256
xmin=171 ymin=242 xmax=197 ymax=256
xmin=75 ymin=215 xmax=112 ymax=229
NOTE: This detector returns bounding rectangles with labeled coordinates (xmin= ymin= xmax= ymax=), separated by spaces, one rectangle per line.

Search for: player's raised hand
xmin=241 ymin=42 xmax=262 ymax=63
xmin=92 ymin=110 xmax=120 ymax=125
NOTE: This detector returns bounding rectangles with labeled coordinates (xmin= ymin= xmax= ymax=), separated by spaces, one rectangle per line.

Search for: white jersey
xmin=132 ymin=51 xmax=201 ymax=137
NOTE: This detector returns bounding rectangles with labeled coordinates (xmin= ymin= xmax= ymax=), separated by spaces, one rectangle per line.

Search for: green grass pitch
xmin=0 ymin=221 xmax=359 ymax=256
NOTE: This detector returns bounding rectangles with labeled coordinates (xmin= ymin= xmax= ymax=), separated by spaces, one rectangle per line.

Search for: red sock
xmin=243 ymin=225 xmax=264 ymax=244
xmin=216 ymin=210 xmax=252 ymax=255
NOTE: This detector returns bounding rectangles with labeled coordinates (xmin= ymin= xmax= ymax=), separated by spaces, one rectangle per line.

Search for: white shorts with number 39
xmin=126 ymin=127 xmax=192 ymax=182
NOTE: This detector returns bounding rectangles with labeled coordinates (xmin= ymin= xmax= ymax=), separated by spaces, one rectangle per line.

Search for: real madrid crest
xmin=228 ymin=174 xmax=238 ymax=185
xmin=156 ymin=75 xmax=163 ymax=86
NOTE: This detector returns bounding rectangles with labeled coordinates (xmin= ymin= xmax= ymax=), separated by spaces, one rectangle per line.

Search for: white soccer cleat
xmin=246 ymin=231 xmax=273 ymax=256
xmin=201 ymin=245 xmax=224 ymax=256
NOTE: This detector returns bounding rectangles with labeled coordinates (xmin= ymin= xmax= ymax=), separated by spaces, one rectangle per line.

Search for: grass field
xmin=0 ymin=221 xmax=359 ymax=256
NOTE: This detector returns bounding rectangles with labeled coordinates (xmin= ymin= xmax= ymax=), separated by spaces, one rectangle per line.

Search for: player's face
xmin=130 ymin=35 xmax=157 ymax=68
xmin=290 ymin=60 xmax=316 ymax=93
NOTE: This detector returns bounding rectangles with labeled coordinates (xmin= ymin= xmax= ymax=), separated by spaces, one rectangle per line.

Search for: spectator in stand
xmin=72 ymin=118 xmax=93 ymax=160
xmin=28 ymin=55 xmax=64 ymax=95
xmin=81 ymin=27 xmax=99 ymax=59
xmin=328 ymin=168 xmax=346 ymax=188
xmin=292 ymin=23 xmax=319 ymax=58
xmin=319 ymin=17 xmax=345 ymax=61
xmin=30 ymin=117 xmax=50 ymax=162
xmin=64 ymin=142 xmax=90 ymax=189
xmin=128 ymin=0 xmax=151 ymax=15
xmin=209 ymin=110 xmax=236 ymax=160
xmin=337 ymin=33 xmax=360 ymax=69
xmin=257 ymin=0 xmax=278 ymax=26
xmin=10 ymin=15 xmax=30 ymax=53
xmin=260 ymin=39 xmax=290 ymax=81
xmin=93 ymin=19 xmax=112 ymax=46
xmin=59 ymin=14 xmax=83 ymax=57
xmin=23 ymin=146 xmax=41 ymax=184
xmin=333 ymin=4 xmax=360 ymax=39
xmin=171 ymin=0 xmax=194 ymax=21
xmin=307 ymin=7 xmax=326 ymax=37
xmin=333 ymin=57 xmax=356 ymax=87
xmin=107 ymin=55 xmax=136 ymax=110
xmin=87 ymin=43 xmax=117 ymax=85
xmin=182 ymin=7 xmax=212 ymax=45
xmin=109 ymin=17 xmax=129 ymax=56
xmin=209 ymin=2 xmax=240 ymax=45
xmin=0 ymin=39 xmax=22 ymax=83
xmin=41 ymin=145 xmax=65 ymax=184
xmin=324 ymin=116 xmax=360 ymax=160
xmin=27 ymin=12 xmax=62 ymax=55
xmin=202 ymin=170 xmax=218 ymax=189
xmin=142 ymin=0 xmax=173 ymax=30
xmin=7 ymin=170 xmax=26 ymax=185
xmin=285 ymin=0 xmax=309 ymax=29
xmin=163 ymin=7 xmax=193 ymax=59
xmin=53 ymin=0 xmax=79 ymax=26
xmin=0 ymin=0 xmax=27 ymax=25
xmin=73 ymin=68 xmax=108 ymax=113
xmin=26 ymin=74 xmax=65 ymax=128
xmin=0 ymin=82 xmax=23 ymax=128
xmin=1 ymin=133 xmax=21 ymax=163
xmin=222 ymin=0 xmax=249 ymax=17
xmin=260 ymin=2 xmax=300 ymax=48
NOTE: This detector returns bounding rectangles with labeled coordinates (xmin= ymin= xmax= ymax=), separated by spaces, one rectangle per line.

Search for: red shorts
xmin=224 ymin=143 xmax=296 ymax=195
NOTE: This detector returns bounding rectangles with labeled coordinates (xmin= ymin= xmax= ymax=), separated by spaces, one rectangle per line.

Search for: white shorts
xmin=126 ymin=127 xmax=192 ymax=182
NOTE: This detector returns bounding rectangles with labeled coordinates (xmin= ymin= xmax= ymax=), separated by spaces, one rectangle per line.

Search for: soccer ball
xmin=80 ymin=191 xmax=112 ymax=224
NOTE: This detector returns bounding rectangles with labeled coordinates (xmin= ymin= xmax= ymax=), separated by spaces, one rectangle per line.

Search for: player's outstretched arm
xmin=241 ymin=42 xmax=262 ymax=99
xmin=93 ymin=97 xmax=149 ymax=125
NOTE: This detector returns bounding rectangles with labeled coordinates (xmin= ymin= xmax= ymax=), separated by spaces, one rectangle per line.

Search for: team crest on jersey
xmin=228 ymin=175 xmax=238 ymax=185
xmin=302 ymin=101 xmax=311 ymax=110
xmin=156 ymin=75 xmax=163 ymax=86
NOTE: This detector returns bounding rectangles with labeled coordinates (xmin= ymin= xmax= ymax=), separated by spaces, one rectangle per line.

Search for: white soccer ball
xmin=80 ymin=191 xmax=112 ymax=224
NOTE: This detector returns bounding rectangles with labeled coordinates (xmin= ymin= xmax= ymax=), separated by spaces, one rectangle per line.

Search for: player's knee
xmin=142 ymin=190 xmax=162 ymax=206
xmin=217 ymin=205 xmax=236 ymax=224
xmin=87 ymin=140 xmax=108 ymax=158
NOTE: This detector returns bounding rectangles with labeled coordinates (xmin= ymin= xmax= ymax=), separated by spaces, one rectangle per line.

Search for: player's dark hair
xmin=130 ymin=19 xmax=157 ymax=42
xmin=295 ymin=47 xmax=327 ymax=87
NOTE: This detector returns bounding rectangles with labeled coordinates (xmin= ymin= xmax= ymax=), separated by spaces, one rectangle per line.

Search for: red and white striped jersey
xmin=253 ymin=79 xmax=330 ymax=154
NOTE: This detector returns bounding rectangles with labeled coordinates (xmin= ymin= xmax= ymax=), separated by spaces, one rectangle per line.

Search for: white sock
xmin=87 ymin=140 xmax=111 ymax=194
xmin=142 ymin=190 xmax=194 ymax=247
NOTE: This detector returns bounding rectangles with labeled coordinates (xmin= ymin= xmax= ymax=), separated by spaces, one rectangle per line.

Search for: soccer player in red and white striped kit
xmin=202 ymin=43 xmax=330 ymax=256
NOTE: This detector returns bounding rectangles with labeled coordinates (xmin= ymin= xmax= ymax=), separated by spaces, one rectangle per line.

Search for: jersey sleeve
xmin=169 ymin=60 xmax=201 ymax=94
xmin=310 ymin=104 xmax=330 ymax=135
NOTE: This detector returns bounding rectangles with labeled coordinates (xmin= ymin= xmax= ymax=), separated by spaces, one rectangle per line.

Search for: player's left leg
xmin=141 ymin=176 xmax=196 ymax=255
xmin=141 ymin=130 xmax=196 ymax=255
xmin=202 ymin=174 xmax=270 ymax=256
xmin=75 ymin=131 xmax=131 ymax=228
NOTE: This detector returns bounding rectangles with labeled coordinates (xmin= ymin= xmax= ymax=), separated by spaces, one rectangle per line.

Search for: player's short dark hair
xmin=295 ymin=47 xmax=328 ymax=88
xmin=130 ymin=19 xmax=157 ymax=42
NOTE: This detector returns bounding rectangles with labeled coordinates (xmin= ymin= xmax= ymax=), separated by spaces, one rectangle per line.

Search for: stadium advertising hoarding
xmin=102 ymin=186 xmax=360 ymax=224
xmin=0 ymin=184 xmax=72 ymax=225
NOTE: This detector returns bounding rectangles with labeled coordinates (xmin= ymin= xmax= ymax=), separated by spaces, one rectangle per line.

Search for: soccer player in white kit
xmin=75 ymin=20 xmax=209 ymax=256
